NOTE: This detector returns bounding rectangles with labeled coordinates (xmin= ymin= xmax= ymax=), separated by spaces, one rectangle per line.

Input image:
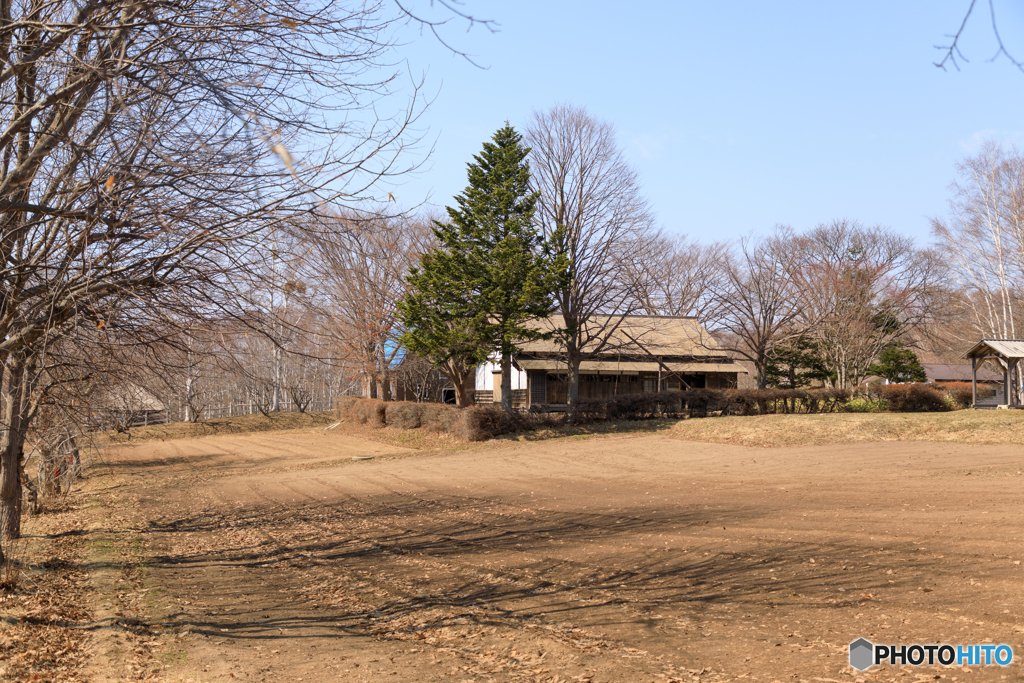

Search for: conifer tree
xmin=399 ymin=124 xmax=564 ymax=411
xmin=867 ymin=343 xmax=927 ymax=384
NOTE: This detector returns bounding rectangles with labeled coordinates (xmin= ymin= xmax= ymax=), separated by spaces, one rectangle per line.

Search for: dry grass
xmin=324 ymin=416 xmax=678 ymax=451
xmin=333 ymin=421 xmax=472 ymax=452
xmin=100 ymin=405 xmax=1024 ymax=452
xmin=670 ymin=409 xmax=1024 ymax=448
xmin=103 ymin=410 xmax=336 ymax=444
xmin=495 ymin=418 xmax=678 ymax=441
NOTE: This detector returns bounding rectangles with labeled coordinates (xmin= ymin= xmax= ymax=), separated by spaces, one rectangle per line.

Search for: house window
xmin=666 ymin=380 xmax=680 ymax=391
xmin=642 ymin=378 xmax=657 ymax=393
xmin=530 ymin=373 xmax=546 ymax=405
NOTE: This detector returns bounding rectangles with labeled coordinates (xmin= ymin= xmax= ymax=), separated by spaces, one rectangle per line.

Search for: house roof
xmin=922 ymin=363 xmax=1001 ymax=383
xmin=515 ymin=359 xmax=746 ymax=374
xmin=963 ymin=339 xmax=1024 ymax=359
xmin=94 ymin=384 xmax=166 ymax=412
xmin=515 ymin=314 xmax=724 ymax=358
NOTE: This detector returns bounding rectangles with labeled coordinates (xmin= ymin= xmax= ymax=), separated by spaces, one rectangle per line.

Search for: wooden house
xmin=90 ymin=383 xmax=168 ymax=428
xmin=921 ymin=362 xmax=1001 ymax=384
xmin=475 ymin=314 xmax=745 ymax=410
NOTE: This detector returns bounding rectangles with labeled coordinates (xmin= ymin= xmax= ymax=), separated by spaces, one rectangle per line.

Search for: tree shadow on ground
xmin=134 ymin=493 xmax=946 ymax=643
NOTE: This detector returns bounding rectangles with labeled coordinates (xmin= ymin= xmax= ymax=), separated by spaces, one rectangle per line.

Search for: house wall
xmin=527 ymin=370 xmax=743 ymax=408
xmin=704 ymin=373 xmax=739 ymax=390
xmin=475 ymin=361 xmax=527 ymax=391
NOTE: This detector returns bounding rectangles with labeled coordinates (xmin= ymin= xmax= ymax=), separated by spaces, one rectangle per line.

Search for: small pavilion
xmin=963 ymin=339 xmax=1024 ymax=408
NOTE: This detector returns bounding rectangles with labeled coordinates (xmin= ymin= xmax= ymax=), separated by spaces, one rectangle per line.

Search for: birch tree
xmin=932 ymin=142 xmax=1024 ymax=339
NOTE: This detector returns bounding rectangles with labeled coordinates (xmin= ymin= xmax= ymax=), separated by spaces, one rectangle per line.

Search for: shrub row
xmin=574 ymin=384 xmax=963 ymax=422
xmin=333 ymin=397 xmax=558 ymax=441
xmin=720 ymin=388 xmax=852 ymax=416
xmin=573 ymin=390 xmax=712 ymax=421
xmin=573 ymin=388 xmax=854 ymax=421
xmin=336 ymin=381 xmax=971 ymax=441
xmin=864 ymin=383 xmax=949 ymax=412
xmin=931 ymin=381 xmax=996 ymax=409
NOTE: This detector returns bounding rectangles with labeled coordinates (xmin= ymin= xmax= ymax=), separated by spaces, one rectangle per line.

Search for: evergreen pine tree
xmin=399 ymin=124 xmax=564 ymax=411
xmin=867 ymin=343 xmax=927 ymax=384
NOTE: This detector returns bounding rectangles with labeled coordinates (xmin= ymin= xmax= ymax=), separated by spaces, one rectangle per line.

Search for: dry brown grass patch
xmin=102 ymin=410 xmax=336 ymax=443
xmin=670 ymin=410 xmax=1024 ymax=448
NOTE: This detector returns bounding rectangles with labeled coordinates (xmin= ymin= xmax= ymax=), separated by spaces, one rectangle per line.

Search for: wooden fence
xmin=473 ymin=389 xmax=528 ymax=408
xmin=140 ymin=399 xmax=336 ymax=425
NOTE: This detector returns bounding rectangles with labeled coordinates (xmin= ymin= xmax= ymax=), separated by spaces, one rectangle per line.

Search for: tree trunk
xmin=442 ymin=360 xmax=475 ymax=408
xmin=451 ymin=371 xmax=474 ymax=408
xmin=68 ymin=435 xmax=83 ymax=481
xmin=20 ymin=462 xmax=38 ymax=516
xmin=0 ymin=356 xmax=28 ymax=543
xmin=451 ymin=379 xmax=468 ymax=408
xmin=566 ymin=355 xmax=582 ymax=421
xmin=380 ymin=364 xmax=393 ymax=402
xmin=271 ymin=344 xmax=282 ymax=412
xmin=501 ymin=352 xmax=513 ymax=412
xmin=39 ymin=446 xmax=60 ymax=498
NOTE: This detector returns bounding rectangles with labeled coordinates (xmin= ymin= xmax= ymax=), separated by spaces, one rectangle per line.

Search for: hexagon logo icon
xmin=849 ymin=638 xmax=874 ymax=671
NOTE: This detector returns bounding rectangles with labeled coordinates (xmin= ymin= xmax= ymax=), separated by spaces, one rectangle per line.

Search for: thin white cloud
xmin=626 ymin=128 xmax=680 ymax=160
xmin=959 ymin=128 xmax=1024 ymax=153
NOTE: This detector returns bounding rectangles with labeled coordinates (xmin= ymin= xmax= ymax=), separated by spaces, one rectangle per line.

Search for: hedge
xmin=865 ymin=383 xmax=948 ymax=412
xmin=574 ymin=385 xmax=965 ymax=421
xmin=333 ymin=397 xmax=556 ymax=441
xmin=931 ymin=381 xmax=995 ymax=409
xmin=334 ymin=381 xmax=968 ymax=441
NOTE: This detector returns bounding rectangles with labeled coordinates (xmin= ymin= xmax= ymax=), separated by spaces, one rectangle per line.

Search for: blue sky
xmin=376 ymin=1 xmax=1024 ymax=245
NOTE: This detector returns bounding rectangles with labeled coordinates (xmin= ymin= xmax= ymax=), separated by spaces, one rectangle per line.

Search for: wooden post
xmin=1004 ymin=359 xmax=1010 ymax=406
xmin=971 ymin=357 xmax=977 ymax=408
xmin=1014 ymin=358 xmax=1020 ymax=408
xmin=491 ymin=368 xmax=502 ymax=405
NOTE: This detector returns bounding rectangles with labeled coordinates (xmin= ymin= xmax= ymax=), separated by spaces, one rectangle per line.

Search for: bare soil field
xmin=44 ymin=414 xmax=1019 ymax=683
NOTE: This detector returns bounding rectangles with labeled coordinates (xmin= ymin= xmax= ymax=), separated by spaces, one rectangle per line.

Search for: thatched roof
xmin=516 ymin=359 xmax=746 ymax=374
xmin=94 ymin=384 xmax=166 ymax=412
xmin=515 ymin=314 xmax=725 ymax=359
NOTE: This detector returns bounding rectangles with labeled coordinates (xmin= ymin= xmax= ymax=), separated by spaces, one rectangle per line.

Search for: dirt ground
xmin=69 ymin=424 xmax=1024 ymax=682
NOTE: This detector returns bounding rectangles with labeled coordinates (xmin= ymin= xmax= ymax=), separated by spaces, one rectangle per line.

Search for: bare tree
xmin=525 ymin=104 xmax=656 ymax=415
xmin=712 ymin=228 xmax=808 ymax=389
xmin=932 ymin=142 xmax=1024 ymax=339
xmin=0 ymin=0 xmax=455 ymax=552
xmin=391 ymin=353 xmax=450 ymax=402
xmin=303 ymin=210 xmax=431 ymax=401
xmin=794 ymin=220 xmax=940 ymax=388
xmin=629 ymin=232 xmax=729 ymax=322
